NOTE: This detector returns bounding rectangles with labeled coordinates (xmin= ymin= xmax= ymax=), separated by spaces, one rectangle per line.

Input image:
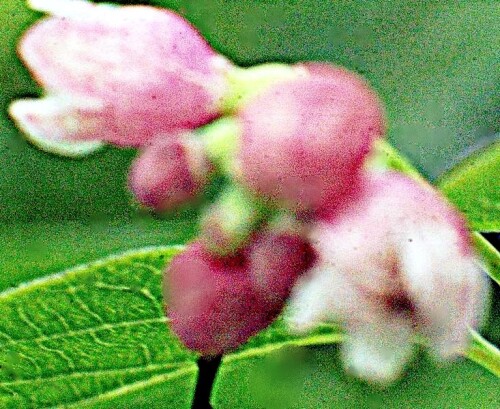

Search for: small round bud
xmin=129 ymin=134 xmax=211 ymax=211
xmin=166 ymin=242 xmax=268 ymax=356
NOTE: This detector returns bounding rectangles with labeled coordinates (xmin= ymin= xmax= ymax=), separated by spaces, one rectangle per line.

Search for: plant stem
xmin=197 ymin=117 xmax=241 ymax=175
xmin=191 ymin=355 xmax=222 ymax=409
xmin=466 ymin=330 xmax=500 ymax=377
xmin=221 ymin=64 xmax=305 ymax=113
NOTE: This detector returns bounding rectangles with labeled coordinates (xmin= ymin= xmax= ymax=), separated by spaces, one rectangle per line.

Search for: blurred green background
xmin=0 ymin=1 xmax=498 ymax=407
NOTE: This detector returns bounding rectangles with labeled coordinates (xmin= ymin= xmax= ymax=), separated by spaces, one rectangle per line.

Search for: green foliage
xmin=0 ymin=216 xmax=198 ymax=292
xmin=473 ymin=233 xmax=500 ymax=285
xmin=438 ymin=142 xmax=500 ymax=232
xmin=1 ymin=245 xmax=498 ymax=408
xmin=214 ymin=345 xmax=499 ymax=409
xmin=0 ymin=247 xmax=344 ymax=408
xmin=0 ymin=247 xmax=192 ymax=408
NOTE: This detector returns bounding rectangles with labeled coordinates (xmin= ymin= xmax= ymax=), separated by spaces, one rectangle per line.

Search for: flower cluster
xmin=11 ymin=0 xmax=488 ymax=383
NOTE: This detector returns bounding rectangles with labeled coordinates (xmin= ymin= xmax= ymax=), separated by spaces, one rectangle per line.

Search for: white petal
xmin=9 ymin=97 xmax=104 ymax=157
xmin=28 ymin=0 xmax=113 ymax=19
xmin=400 ymin=223 xmax=489 ymax=358
xmin=342 ymin=316 xmax=414 ymax=385
xmin=285 ymin=269 xmax=332 ymax=332
xmin=286 ymin=264 xmax=365 ymax=332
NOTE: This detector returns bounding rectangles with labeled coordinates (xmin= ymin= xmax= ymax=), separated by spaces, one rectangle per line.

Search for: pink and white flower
xmin=9 ymin=0 xmax=232 ymax=155
xmin=287 ymin=171 xmax=488 ymax=383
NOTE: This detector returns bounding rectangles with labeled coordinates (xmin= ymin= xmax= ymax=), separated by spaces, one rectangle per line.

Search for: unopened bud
xmin=166 ymin=229 xmax=314 ymax=356
xmin=237 ymin=63 xmax=385 ymax=213
xmin=129 ymin=134 xmax=211 ymax=211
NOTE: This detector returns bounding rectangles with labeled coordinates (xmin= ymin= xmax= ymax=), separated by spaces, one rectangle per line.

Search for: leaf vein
xmin=67 ymin=287 xmax=104 ymax=324
xmin=16 ymin=306 xmax=46 ymax=338
xmin=37 ymin=340 xmax=76 ymax=371
xmin=2 ymin=317 xmax=168 ymax=345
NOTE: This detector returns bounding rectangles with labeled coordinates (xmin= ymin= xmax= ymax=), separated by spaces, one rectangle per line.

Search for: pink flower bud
xmin=9 ymin=0 xmax=232 ymax=152
xmin=129 ymin=133 xmax=212 ymax=211
xmin=237 ymin=63 xmax=385 ymax=213
xmin=166 ymin=231 xmax=314 ymax=355
xmin=287 ymin=171 xmax=488 ymax=384
xmin=249 ymin=232 xmax=317 ymax=306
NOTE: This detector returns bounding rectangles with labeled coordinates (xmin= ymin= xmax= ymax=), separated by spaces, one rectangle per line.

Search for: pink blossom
xmin=9 ymin=0 xmax=231 ymax=154
xmin=236 ymin=63 xmax=385 ymax=213
xmin=129 ymin=132 xmax=212 ymax=211
xmin=166 ymin=232 xmax=315 ymax=356
xmin=287 ymin=171 xmax=488 ymax=383
xmin=249 ymin=231 xmax=317 ymax=303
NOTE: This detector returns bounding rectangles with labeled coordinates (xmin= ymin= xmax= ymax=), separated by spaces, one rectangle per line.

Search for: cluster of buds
xmin=11 ymin=0 xmax=489 ymax=383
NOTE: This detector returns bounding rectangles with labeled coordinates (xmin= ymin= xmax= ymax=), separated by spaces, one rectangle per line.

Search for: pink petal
xmin=19 ymin=2 xmax=232 ymax=145
xmin=286 ymin=263 xmax=368 ymax=332
xmin=400 ymin=224 xmax=489 ymax=358
xmin=342 ymin=316 xmax=414 ymax=384
xmin=289 ymin=171 xmax=489 ymax=380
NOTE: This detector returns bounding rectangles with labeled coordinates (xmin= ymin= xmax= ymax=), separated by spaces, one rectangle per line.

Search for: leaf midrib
xmin=0 ymin=361 xmax=189 ymax=387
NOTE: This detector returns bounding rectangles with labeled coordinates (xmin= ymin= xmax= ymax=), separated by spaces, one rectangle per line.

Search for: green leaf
xmin=1 ymin=245 xmax=497 ymax=409
xmin=0 ymin=217 xmax=199 ymax=292
xmin=368 ymin=139 xmax=424 ymax=180
xmin=213 ymin=344 xmax=499 ymax=409
xmin=437 ymin=142 xmax=500 ymax=232
xmin=0 ymin=247 xmax=194 ymax=409
xmin=466 ymin=330 xmax=500 ymax=377
xmin=473 ymin=233 xmax=500 ymax=285
xmin=0 ymin=246 xmax=342 ymax=408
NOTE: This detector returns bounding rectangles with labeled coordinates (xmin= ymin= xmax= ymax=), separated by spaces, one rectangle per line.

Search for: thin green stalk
xmin=465 ymin=329 xmax=500 ymax=377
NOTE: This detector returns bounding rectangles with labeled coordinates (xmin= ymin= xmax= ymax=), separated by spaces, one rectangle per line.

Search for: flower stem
xmin=465 ymin=329 xmax=500 ymax=377
xmin=191 ymin=355 xmax=223 ymax=409
xmin=197 ymin=117 xmax=241 ymax=175
xmin=221 ymin=64 xmax=306 ymax=113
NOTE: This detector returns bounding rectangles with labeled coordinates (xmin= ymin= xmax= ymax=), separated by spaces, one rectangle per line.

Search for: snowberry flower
xmin=166 ymin=231 xmax=315 ymax=356
xmin=236 ymin=62 xmax=385 ymax=213
xmin=129 ymin=132 xmax=212 ymax=212
xmin=9 ymin=0 xmax=232 ymax=156
xmin=287 ymin=171 xmax=488 ymax=384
